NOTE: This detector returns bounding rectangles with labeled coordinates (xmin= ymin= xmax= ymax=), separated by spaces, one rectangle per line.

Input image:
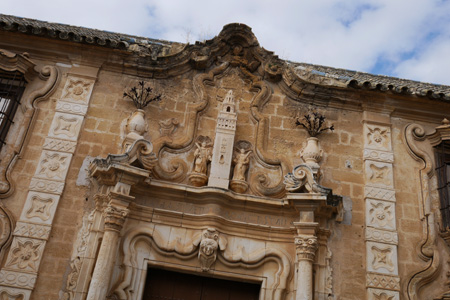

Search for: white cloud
xmin=2 ymin=0 xmax=450 ymax=85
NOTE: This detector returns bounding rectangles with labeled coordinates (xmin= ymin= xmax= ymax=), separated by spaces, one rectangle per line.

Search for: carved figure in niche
xmin=232 ymin=141 xmax=252 ymax=181
xmin=193 ymin=228 xmax=227 ymax=272
xmin=232 ymin=148 xmax=252 ymax=181
xmin=193 ymin=136 xmax=212 ymax=175
xmin=230 ymin=141 xmax=252 ymax=193
xmin=189 ymin=136 xmax=213 ymax=187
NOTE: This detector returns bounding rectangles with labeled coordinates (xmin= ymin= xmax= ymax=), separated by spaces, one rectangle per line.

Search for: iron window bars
xmin=0 ymin=69 xmax=26 ymax=152
xmin=435 ymin=140 xmax=450 ymax=229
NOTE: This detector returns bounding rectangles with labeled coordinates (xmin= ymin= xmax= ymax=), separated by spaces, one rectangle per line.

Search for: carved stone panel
xmin=29 ymin=178 xmax=65 ymax=195
xmin=43 ymin=138 xmax=77 ymax=154
xmin=366 ymin=199 xmax=396 ymax=230
xmin=366 ymin=242 xmax=398 ymax=275
xmin=48 ymin=112 xmax=83 ymax=142
xmin=5 ymin=237 xmax=45 ymax=273
xmin=365 ymin=228 xmax=398 ymax=245
xmin=364 ymin=187 xmax=396 ymax=202
xmin=34 ymin=151 xmax=72 ymax=182
xmin=20 ymin=192 xmax=60 ymax=225
xmin=363 ymin=149 xmax=394 ymax=163
xmin=365 ymin=161 xmax=394 ymax=188
xmin=366 ymin=273 xmax=400 ymax=291
xmin=61 ymin=77 xmax=94 ymax=104
xmin=13 ymin=222 xmax=51 ymax=241
xmin=56 ymin=101 xmax=88 ymax=116
xmin=367 ymin=288 xmax=399 ymax=300
xmin=0 ymin=286 xmax=31 ymax=299
xmin=364 ymin=125 xmax=392 ymax=151
xmin=0 ymin=270 xmax=37 ymax=290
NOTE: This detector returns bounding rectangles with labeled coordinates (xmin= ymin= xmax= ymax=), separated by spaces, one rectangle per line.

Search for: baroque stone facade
xmin=0 ymin=13 xmax=449 ymax=300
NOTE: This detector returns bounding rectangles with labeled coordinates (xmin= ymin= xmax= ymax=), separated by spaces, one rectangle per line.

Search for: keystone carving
xmin=193 ymin=228 xmax=226 ymax=271
xmin=295 ymin=235 xmax=318 ymax=261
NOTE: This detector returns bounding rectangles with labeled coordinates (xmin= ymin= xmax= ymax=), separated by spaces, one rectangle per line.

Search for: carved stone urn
xmin=127 ymin=109 xmax=147 ymax=137
xmin=301 ymin=137 xmax=322 ymax=177
xmin=122 ymin=109 xmax=148 ymax=152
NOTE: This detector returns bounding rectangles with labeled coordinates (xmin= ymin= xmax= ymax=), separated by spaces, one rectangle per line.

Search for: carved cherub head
xmin=193 ymin=228 xmax=227 ymax=271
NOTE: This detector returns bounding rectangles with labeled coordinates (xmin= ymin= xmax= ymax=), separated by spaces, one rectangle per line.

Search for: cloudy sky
xmin=3 ymin=0 xmax=450 ymax=85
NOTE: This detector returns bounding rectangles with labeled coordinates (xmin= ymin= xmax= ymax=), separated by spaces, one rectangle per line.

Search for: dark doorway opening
xmin=142 ymin=267 xmax=260 ymax=300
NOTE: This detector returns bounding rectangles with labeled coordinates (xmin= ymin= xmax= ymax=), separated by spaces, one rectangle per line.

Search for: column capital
xmin=103 ymin=204 xmax=129 ymax=232
xmin=295 ymin=235 xmax=318 ymax=261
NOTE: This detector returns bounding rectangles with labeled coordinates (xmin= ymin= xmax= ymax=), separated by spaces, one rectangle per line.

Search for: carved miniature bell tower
xmin=208 ymin=90 xmax=238 ymax=189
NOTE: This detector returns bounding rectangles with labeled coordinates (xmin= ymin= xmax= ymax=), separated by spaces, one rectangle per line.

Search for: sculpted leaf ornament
xmin=8 ymin=240 xmax=41 ymax=271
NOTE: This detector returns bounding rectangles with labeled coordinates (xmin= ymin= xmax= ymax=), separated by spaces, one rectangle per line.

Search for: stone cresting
xmin=0 ymin=73 xmax=96 ymax=299
xmin=362 ymin=114 xmax=400 ymax=298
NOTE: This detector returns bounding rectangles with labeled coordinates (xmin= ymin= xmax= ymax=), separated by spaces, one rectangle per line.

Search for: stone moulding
xmin=403 ymin=122 xmax=450 ymax=299
xmin=112 ymin=225 xmax=292 ymax=300
xmin=0 ymin=50 xmax=59 ymax=198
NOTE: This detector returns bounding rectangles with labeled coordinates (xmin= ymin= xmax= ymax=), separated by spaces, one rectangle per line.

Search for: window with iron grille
xmin=0 ymin=69 xmax=26 ymax=152
xmin=435 ymin=140 xmax=450 ymax=229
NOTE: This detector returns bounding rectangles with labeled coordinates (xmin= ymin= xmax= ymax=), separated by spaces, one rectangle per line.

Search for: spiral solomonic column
xmin=295 ymin=235 xmax=318 ymax=300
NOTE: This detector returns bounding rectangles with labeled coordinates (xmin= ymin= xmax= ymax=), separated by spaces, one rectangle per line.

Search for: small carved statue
xmin=232 ymin=147 xmax=252 ymax=181
xmin=193 ymin=228 xmax=227 ymax=272
xmin=193 ymin=136 xmax=212 ymax=175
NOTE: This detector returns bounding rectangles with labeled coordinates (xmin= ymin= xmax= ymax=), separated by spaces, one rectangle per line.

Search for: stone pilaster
xmin=362 ymin=112 xmax=400 ymax=299
xmin=0 ymin=71 xmax=97 ymax=299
